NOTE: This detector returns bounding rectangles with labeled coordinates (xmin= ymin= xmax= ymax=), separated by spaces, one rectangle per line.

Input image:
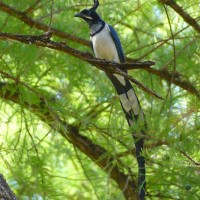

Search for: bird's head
xmin=74 ymin=0 xmax=101 ymax=24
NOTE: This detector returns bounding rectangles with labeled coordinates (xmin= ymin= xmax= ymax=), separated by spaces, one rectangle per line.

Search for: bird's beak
xmin=74 ymin=12 xmax=82 ymax=18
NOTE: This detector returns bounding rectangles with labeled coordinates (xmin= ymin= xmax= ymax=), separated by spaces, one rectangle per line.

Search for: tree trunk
xmin=0 ymin=174 xmax=18 ymax=200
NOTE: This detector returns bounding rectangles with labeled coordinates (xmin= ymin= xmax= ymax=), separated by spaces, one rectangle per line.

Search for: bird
xmin=74 ymin=1 xmax=146 ymax=199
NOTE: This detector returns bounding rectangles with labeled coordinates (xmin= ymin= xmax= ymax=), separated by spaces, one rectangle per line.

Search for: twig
xmin=180 ymin=150 xmax=200 ymax=166
xmin=160 ymin=0 xmax=200 ymax=33
xmin=117 ymin=140 xmax=168 ymax=157
xmin=24 ymin=0 xmax=43 ymax=14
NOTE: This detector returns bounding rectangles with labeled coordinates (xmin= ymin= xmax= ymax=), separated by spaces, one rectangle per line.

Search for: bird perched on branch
xmin=74 ymin=1 xmax=146 ymax=199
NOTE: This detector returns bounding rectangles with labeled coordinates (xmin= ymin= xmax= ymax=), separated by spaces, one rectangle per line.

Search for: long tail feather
xmin=106 ymin=72 xmax=146 ymax=200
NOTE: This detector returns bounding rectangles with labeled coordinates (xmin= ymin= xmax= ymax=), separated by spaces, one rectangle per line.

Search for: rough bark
xmin=0 ymin=174 xmax=18 ymax=200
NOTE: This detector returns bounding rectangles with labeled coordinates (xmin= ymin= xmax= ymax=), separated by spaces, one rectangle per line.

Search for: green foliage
xmin=0 ymin=0 xmax=199 ymax=199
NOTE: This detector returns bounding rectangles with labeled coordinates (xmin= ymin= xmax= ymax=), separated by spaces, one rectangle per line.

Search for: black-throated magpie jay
xmin=74 ymin=1 xmax=146 ymax=199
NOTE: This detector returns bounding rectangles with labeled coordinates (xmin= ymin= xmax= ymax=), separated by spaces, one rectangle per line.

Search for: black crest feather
xmin=91 ymin=0 xmax=99 ymax=10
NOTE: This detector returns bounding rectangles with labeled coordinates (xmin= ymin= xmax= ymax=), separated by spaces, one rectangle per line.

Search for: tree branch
xmin=145 ymin=67 xmax=199 ymax=98
xmin=0 ymin=1 xmax=89 ymax=46
xmin=0 ymin=1 xmax=199 ymax=97
xmin=0 ymin=32 xmax=163 ymax=100
xmin=24 ymin=0 xmax=43 ymax=14
xmin=160 ymin=0 xmax=200 ymax=33
xmin=0 ymin=82 xmax=139 ymax=200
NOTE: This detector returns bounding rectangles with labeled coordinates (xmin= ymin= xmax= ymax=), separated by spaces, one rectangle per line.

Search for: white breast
xmin=90 ymin=24 xmax=120 ymax=63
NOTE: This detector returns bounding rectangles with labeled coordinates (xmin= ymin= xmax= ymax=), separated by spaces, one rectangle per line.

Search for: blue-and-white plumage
xmin=88 ymin=17 xmax=142 ymax=117
xmin=75 ymin=2 xmax=146 ymax=199
xmin=90 ymin=23 xmax=124 ymax=63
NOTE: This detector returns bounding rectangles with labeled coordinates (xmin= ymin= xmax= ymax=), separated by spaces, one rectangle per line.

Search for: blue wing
xmin=108 ymin=25 xmax=125 ymax=63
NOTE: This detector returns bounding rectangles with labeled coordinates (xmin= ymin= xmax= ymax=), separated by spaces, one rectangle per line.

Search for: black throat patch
xmin=90 ymin=22 xmax=105 ymax=37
